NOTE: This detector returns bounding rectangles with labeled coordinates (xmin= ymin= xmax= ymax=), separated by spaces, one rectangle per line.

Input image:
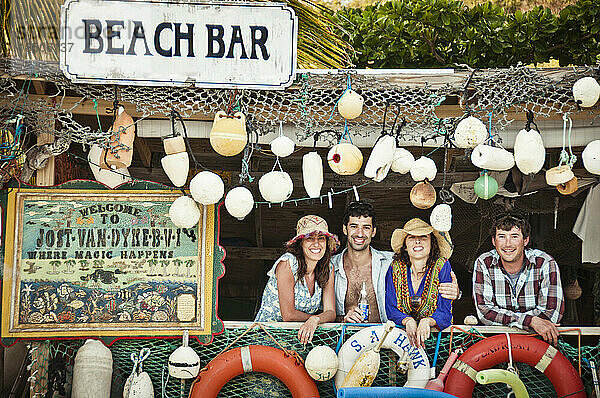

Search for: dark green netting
xmin=28 ymin=325 xmax=598 ymax=397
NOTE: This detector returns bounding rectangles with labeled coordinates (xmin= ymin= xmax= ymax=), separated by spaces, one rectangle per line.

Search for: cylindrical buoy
xmin=72 ymin=339 xmax=113 ymax=398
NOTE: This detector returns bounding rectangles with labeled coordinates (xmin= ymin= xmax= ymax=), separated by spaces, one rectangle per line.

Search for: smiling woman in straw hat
xmin=255 ymin=215 xmax=339 ymax=343
xmin=385 ymin=218 xmax=454 ymax=348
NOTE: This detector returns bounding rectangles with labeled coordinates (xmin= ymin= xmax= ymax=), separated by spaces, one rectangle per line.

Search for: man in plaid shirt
xmin=473 ymin=214 xmax=564 ymax=344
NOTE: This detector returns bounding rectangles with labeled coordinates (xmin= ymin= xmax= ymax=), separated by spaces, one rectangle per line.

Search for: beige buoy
xmin=72 ymin=339 xmax=112 ymax=398
xmin=169 ymin=196 xmax=200 ymax=229
xmin=209 ymin=111 xmax=247 ymax=156
xmin=557 ymin=176 xmax=578 ymax=195
xmin=364 ymin=135 xmax=396 ymax=182
xmin=564 ymin=279 xmax=582 ymax=300
xmin=546 ymin=165 xmax=574 ymax=186
xmin=410 ymin=181 xmax=436 ymax=209
xmin=259 ymin=171 xmax=293 ymax=203
xmin=327 ymin=143 xmax=363 ymax=175
xmin=270 ymin=135 xmax=295 ymax=158
xmin=464 ymin=315 xmax=478 ymax=325
xmin=410 ymin=156 xmax=437 ymax=182
xmin=305 ymin=346 xmax=339 ymax=381
xmin=430 ymin=203 xmax=452 ymax=232
xmin=454 ymin=116 xmax=488 ymax=149
xmin=582 ymin=140 xmax=600 ymax=175
xmin=391 ymin=147 xmax=415 ymax=174
xmin=573 ymin=76 xmax=600 ymax=108
xmin=471 ymin=144 xmax=515 ymax=171
xmin=103 ymin=106 xmax=136 ymax=169
xmin=163 ymin=136 xmax=186 ymax=155
xmin=88 ymin=144 xmax=131 ymax=188
xmin=224 ymin=186 xmax=254 ymax=221
xmin=338 ymin=90 xmax=364 ymax=120
xmin=190 ymin=171 xmax=224 ymax=205
xmin=303 ymin=152 xmax=323 ymax=198
xmin=514 ymin=129 xmax=545 ymax=175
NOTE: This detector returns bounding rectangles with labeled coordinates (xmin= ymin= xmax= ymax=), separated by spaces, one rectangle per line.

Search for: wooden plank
xmin=32 ymin=80 xmax=46 ymax=95
xmin=35 ymin=133 xmax=55 ymax=186
xmin=255 ymin=205 xmax=263 ymax=248
xmin=224 ymin=246 xmax=281 ymax=260
xmin=134 ymin=137 xmax=153 ymax=168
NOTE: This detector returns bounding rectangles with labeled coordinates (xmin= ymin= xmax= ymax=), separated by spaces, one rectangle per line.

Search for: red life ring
xmin=444 ymin=334 xmax=585 ymax=397
xmin=189 ymin=345 xmax=320 ymax=398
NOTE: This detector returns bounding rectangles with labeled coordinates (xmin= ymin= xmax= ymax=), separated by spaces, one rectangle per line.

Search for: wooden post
xmin=35 ymin=133 xmax=55 ymax=186
xmin=30 ymin=132 xmax=55 ymax=396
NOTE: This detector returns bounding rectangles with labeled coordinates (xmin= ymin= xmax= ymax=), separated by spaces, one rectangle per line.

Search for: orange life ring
xmin=189 ymin=345 xmax=320 ymax=398
xmin=444 ymin=334 xmax=585 ymax=398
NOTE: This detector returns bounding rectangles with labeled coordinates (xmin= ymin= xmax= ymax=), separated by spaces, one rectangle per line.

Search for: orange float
xmin=444 ymin=334 xmax=585 ymax=398
xmin=189 ymin=345 xmax=320 ymax=398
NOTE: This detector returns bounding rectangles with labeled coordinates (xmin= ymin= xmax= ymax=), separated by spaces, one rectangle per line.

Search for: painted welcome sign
xmin=60 ymin=0 xmax=298 ymax=89
xmin=1 ymin=186 xmax=221 ymax=340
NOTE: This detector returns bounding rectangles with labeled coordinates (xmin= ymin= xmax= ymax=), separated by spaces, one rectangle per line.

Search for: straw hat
xmin=391 ymin=218 xmax=453 ymax=259
xmin=286 ymin=215 xmax=339 ymax=251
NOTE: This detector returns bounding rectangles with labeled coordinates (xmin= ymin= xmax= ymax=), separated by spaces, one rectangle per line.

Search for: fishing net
xmin=1 ymin=59 xmax=599 ymax=152
xmin=25 ymin=323 xmax=600 ymax=398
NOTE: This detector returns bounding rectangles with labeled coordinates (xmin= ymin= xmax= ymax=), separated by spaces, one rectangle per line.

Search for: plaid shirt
xmin=473 ymin=248 xmax=564 ymax=330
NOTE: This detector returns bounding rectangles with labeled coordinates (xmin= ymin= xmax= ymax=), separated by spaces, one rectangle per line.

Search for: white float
xmin=454 ymin=116 xmax=488 ymax=148
xmin=573 ymin=76 xmax=600 ymax=108
xmin=327 ymin=143 xmax=363 ymax=175
xmin=582 ymin=140 xmax=600 ymax=175
xmin=514 ymin=128 xmax=546 ymax=175
xmin=259 ymin=171 xmax=293 ymax=203
xmin=169 ymin=331 xmax=200 ymax=379
xmin=225 ymin=187 xmax=254 ymax=220
xmin=270 ymin=135 xmax=295 ymax=158
xmin=161 ymin=152 xmax=190 ymax=187
xmin=190 ymin=171 xmax=225 ymax=205
xmin=410 ymin=156 xmax=437 ymax=182
xmin=71 ymin=339 xmax=113 ymax=398
xmin=338 ymin=90 xmax=364 ymax=120
xmin=88 ymin=144 xmax=131 ymax=188
xmin=391 ymin=148 xmax=415 ymax=174
xmin=546 ymin=165 xmax=575 ymax=186
xmin=471 ymin=144 xmax=515 ymax=171
xmin=169 ymin=196 xmax=200 ymax=229
xmin=430 ymin=203 xmax=452 ymax=232
xmin=305 ymin=345 xmax=339 ymax=381
xmin=302 ymin=152 xmax=323 ymax=198
xmin=364 ymin=135 xmax=396 ymax=182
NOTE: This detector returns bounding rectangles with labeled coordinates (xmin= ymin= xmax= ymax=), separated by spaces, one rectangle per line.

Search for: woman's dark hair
xmin=343 ymin=201 xmax=376 ymax=229
xmin=393 ymin=233 xmax=441 ymax=269
xmin=287 ymin=234 xmax=332 ymax=289
xmin=490 ymin=213 xmax=531 ymax=242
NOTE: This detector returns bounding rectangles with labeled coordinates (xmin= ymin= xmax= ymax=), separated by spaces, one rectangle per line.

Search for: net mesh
xmin=1 ymin=59 xmax=599 ymax=153
xmin=26 ymin=324 xmax=599 ymax=398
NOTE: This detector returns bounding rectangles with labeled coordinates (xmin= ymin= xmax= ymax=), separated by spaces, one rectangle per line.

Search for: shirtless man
xmin=332 ymin=201 xmax=460 ymax=323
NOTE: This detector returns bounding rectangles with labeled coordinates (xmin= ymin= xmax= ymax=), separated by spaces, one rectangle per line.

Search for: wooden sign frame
xmin=1 ymin=181 xmax=224 ymax=343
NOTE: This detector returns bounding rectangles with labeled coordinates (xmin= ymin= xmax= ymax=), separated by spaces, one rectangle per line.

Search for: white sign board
xmin=60 ymin=0 xmax=298 ymax=89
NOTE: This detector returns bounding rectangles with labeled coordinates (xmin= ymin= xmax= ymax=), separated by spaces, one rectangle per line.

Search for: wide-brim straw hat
xmin=286 ymin=215 xmax=340 ymax=251
xmin=391 ymin=218 xmax=453 ymax=259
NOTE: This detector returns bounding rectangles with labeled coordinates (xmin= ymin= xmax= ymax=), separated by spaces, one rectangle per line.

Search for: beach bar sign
xmin=60 ymin=0 xmax=298 ymax=89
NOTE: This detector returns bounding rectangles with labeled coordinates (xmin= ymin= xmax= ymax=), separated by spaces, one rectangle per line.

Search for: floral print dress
xmin=255 ymin=253 xmax=323 ymax=321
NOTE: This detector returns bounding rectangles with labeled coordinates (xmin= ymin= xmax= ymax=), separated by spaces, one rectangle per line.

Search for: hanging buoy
xmin=327 ymin=143 xmax=363 ymax=175
xmin=582 ymin=140 xmax=600 ymax=175
xmin=454 ymin=116 xmax=488 ymax=149
xmin=103 ymin=106 xmax=136 ymax=169
xmin=410 ymin=181 xmax=437 ymax=209
xmin=88 ymin=144 xmax=131 ymax=188
xmin=224 ymin=186 xmax=254 ymax=220
xmin=545 ymin=165 xmax=574 ymax=186
xmin=364 ymin=135 xmax=396 ymax=182
xmin=123 ymin=348 xmax=154 ymax=398
xmin=169 ymin=196 xmax=200 ymax=229
xmin=391 ymin=147 xmax=415 ymax=174
xmin=71 ymin=340 xmax=112 ymax=398
xmin=270 ymin=135 xmax=295 ymax=158
xmin=573 ymin=76 xmax=600 ymax=108
xmin=161 ymin=135 xmax=189 ymax=187
xmin=209 ymin=111 xmax=247 ymax=156
xmin=338 ymin=90 xmax=364 ymax=120
xmin=302 ymin=152 xmax=323 ymax=198
xmin=557 ymin=176 xmax=578 ymax=195
xmin=259 ymin=171 xmax=293 ymax=203
xmin=410 ymin=156 xmax=437 ymax=182
xmin=471 ymin=144 xmax=515 ymax=171
xmin=474 ymin=173 xmax=498 ymax=200
xmin=305 ymin=345 xmax=339 ymax=381
xmin=514 ymin=128 xmax=545 ymax=175
xmin=430 ymin=204 xmax=452 ymax=232
xmin=190 ymin=171 xmax=225 ymax=205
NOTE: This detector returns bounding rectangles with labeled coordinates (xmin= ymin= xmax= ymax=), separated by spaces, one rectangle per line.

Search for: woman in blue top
xmin=255 ymin=215 xmax=339 ymax=343
xmin=385 ymin=218 xmax=453 ymax=348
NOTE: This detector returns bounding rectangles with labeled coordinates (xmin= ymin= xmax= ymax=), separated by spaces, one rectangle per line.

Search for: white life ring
xmin=335 ymin=325 xmax=431 ymax=389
